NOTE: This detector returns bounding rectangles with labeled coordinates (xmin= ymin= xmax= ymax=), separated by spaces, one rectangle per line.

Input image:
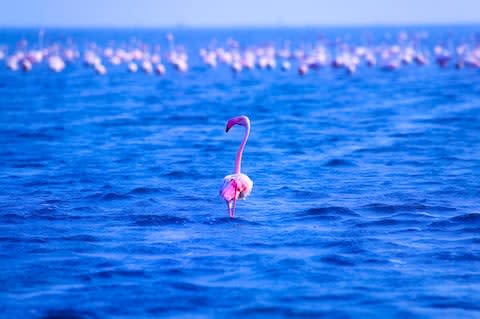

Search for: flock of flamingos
xmin=2 ymin=32 xmax=480 ymax=76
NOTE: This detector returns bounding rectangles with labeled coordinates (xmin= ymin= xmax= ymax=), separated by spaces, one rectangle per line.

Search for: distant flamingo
xmin=94 ymin=62 xmax=107 ymax=75
xmin=155 ymin=63 xmax=166 ymax=75
xmin=281 ymin=60 xmax=291 ymax=71
xmin=298 ymin=64 xmax=308 ymax=75
xmin=128 ymin=62 xmax=138 ymax=73
xmin=21 ymin=59 xmax=32 ymax=72
xmin=220 ymin=116 xmax=253 ymax=218
xmin=141 ymin=60 xmax=153 ymax=73
xmin=231 ymin=60 xmax=242 ymax=73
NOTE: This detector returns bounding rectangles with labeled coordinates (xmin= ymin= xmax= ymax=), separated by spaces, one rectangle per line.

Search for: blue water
xmin=1 ymin=27 xmax=480 ymax=319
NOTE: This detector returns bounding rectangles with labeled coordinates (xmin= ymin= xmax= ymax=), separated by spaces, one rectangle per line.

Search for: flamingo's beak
xmin=225 ymin=121 xmax=234 ymax=132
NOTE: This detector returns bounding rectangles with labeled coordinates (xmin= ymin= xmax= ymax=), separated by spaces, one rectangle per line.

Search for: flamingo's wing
xmin=220 ymin=177 xmax=238 ymax=202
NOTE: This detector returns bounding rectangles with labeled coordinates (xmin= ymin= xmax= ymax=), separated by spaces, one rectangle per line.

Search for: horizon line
xmin=1 ymin=22 xmax=479 ymax=30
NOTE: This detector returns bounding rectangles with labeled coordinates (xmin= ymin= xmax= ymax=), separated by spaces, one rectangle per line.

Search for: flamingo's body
xmin=220 ymin=116 xmax=253 ymax=218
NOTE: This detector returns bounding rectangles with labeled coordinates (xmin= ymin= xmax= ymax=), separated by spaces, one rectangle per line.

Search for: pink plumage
xmin=220 ymin=174 xmax=253 ymax=202
xmin=219 ymin=116 xmax=253 ymax=218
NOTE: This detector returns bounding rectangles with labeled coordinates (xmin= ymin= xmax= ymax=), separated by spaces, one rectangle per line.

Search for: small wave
xmin=0 ymin=212 xmax=26 ymax=223
xmin=43 ymin=199 xmax=64 ymax=205
xmin=355 ymin=218 xmax=418 ymax=228
xmin=13 ymin=162 xmax=45 ymax=168
xmin=363 ymin=257 xmax=391 ymax=265
xmin=292 ymin=206 xmax=359 ymax=222
xmin=27 ymin=206 xmax=93 ymax=221
xmin=97 ymin=118 xmax=139 ymax=128
xmin=322 ymin=239 xmax=367 ymax=254
xmin=84 ymin=190 xmax=132 ymax=201
xmin=132 ymin=214 xmax=189 ymax=226
xmin=245 ymin=242 xmax=278 ymax=249
xmin=430 ymin=213 xmax=480 ymax=228
xmin=450 ymin=213 xmax=480 ymax=224
xmin=169 ymin=281 xmax=206 ymax=292
xmin=361 ymin=203 xmax=456 ymax=214
xmin=416 ymin=294 xmax=480 ymax=311
xmin=61 ymin=234 xmax=98 ymax=242
xmin=303 ymin=206 xmax=359 ymax=217
xmin=71 ymin=206 xmax=97 ymax=213
xmin=234 ymin=306 xmax=339 ymax=318
xmin=388 ymin=227 xmax=422 ymax=234
xmin=144 ymin=95 xmax=162 ymax=104
xmin=129 ymin=186 xmax=172 ymax=194
xmin=325 ymin=159 xmax=357 ymax=167
xmin=276 ymin=257 xmax=307 ymax=269
xmin=389 ymin=131 xmax=425 ymax=138
xmin=86 ymin=192 xmax=130 ymax=201
xmin=353 ymin=145 xmax=397 ymax=154
xmin=433 ymin=251 xmax=480 ymax=262
xmin=16 ymin=130 xmax=56 ymax=141
xmin=458 ymin=227 xmax=480 ymax=233
xmin=165 ymin=114 xmax=209 ymax=123
xmin=203 ymin=216 xmax=262 ymax=225
xmin=133 ymin=199 xmax=158 ymax=207
xmin=313 ymin=254 xmax=356 ymax=267
xmin=0 ymin=236 xmax=47 ymax=243
xmin=102 ymin=192 xmax=131 ymax=200
xmin=273 ymin=186 xmax=325 ymax=199
xmin=429 ymin=301 xmax=480 ymax=311
xmin=163 ymin=170 xmax=191 ymax=178
xmin=91 ymin=268 xmax=146 ymax=279
xmin=391 ymin=212 xmax=436 ymax=219
xmin=41 ymin=309 xmax=98 ymax=319
xmin=22 ymin=180 xmax=53 ymax=187
xmin=29 ymin=207 xmax=77 ymax=221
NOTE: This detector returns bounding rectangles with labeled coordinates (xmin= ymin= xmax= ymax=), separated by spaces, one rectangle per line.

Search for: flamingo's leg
xmin=227 ymin=201 xmax=233 ymax=218
xmin=231 ymin=182 xmax=238 ymax=218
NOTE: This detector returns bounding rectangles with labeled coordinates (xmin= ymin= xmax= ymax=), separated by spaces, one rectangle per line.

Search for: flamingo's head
xmin=226 ymin=115 xmax=250 ymax=132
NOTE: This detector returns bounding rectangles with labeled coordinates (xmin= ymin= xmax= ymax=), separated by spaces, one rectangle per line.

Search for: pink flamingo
xmin=220 ymin=116 xmax=253 ymax=218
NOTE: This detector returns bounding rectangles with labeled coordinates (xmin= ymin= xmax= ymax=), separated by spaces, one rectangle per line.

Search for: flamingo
xmin=21 ymin=59 xmax=32 ymax=72
xmin=94 ymin=62 xmax=107 ymax=75
xmin=141 ymin=60 xmax=153 ymax=73
xmin=155 ymin=63 xmax=166 ymax=75
xmin=220 ymin=116 xmax=253 ymax=218
xmin=231 ymin=60 xmax=242 ymax=73
xmin=298 ymin=64 xmax=308 ymax=75
xmin=281 ymin=60 xmax=291 ymax=71
xmin=128 ymin=62 xmax=138 ymax=73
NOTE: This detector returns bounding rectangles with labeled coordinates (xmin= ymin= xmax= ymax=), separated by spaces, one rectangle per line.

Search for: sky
xmin=0 ymin=0 xmax=479 ymax=27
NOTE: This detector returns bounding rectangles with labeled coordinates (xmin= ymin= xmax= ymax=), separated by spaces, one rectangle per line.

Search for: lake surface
xmin=1 ymin=27 xmax=480 ymax=318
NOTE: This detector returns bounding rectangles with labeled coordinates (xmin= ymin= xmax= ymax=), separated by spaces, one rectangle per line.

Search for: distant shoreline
xmin=1 ymin=23 xmax=479 ymax=30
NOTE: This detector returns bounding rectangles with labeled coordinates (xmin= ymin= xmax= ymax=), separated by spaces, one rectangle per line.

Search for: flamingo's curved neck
xmin=234 ymin=122 xmax=250 ymax=174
